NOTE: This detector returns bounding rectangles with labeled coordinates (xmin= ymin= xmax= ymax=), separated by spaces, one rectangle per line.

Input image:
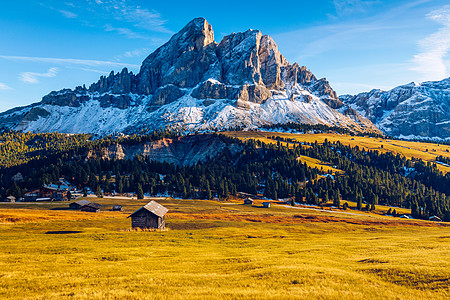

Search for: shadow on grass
xmin=45 ymin=231 xmax=83 ymax=234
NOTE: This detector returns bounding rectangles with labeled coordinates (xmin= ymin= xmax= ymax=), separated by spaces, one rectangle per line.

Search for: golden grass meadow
xmin=0 ymin=197 xmax=449 ymax=299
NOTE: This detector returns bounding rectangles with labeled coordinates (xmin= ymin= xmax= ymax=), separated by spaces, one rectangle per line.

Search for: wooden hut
xmin=4 ymin=196 xmax=16 ymax=203
xmin=429 ymin=215 xmax=442 ymax=222
xmin=80 ymin=203 xmax=101 ymax=212
xmin=127 ymin=201 xmax=168 ymax=229
xmin=243 ymin=198 xmax=254 ymax=205
xmin=112 ymin=205 xmax=123 ymax=211
xmin=262 ymin=202 xmax=271 ymax=208
xmin=69 ymin=200 xmax=91 ymax=209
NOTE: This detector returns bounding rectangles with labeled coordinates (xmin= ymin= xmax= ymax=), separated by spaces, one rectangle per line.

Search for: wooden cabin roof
xmin=128 ymin=201 xmax=168 ymax=218
xmin=72 ymin=200 xmax=91 ymax=206
xmin=83 ymin=203 xmax=101 ymax=209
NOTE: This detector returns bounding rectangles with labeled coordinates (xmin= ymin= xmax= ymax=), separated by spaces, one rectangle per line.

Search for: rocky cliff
xmin=341 ymin=78 xmax=450 ymax=139
xmin=87 ymin=134 xmax=240 ymax=166
xmin=0 ymin=17 xmax=379 ymax=135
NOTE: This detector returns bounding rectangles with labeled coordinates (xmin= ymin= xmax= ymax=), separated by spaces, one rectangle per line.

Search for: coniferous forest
xmin=0 ymin=130 xmax=449 ymax=221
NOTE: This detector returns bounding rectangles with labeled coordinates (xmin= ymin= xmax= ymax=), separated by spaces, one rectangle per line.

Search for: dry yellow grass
xmin=223 ymin=131 xmax=450 ymax=173
xmin=297 ymin=155 xmax=344 ymax=174
xmin=0 ymin=198 xmax=448 ymax=299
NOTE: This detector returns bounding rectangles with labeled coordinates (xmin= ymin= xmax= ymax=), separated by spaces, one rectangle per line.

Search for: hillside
xmin=1 ymin=130 xmax=450 ymax=221
xmin=0 ymin=18 xmax=379 ymax=136
xmin=223 ymin=130 xmax=450 ymax=174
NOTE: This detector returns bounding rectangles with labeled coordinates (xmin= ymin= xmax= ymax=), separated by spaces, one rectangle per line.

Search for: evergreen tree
xmin=357 ymin=195 xmax=363 ymax=210
xmin=333 ymin=189 xmax=341 ymax=208
xmin=206 ymin=180 xmax=211 ymax=200
xmin=136 ymin=184 xmax=144 ymax=199
xmin=96 ymin=186 xmax=103 ymax=198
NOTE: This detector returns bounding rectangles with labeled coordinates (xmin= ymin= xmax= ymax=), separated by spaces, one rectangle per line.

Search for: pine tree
xmin=357 ymin=195 xmax=363 ymax=210
xmin=333 ymin=189 xmax=341 ymax=208
xmin=206 ymin=180 xmax=212 ymax=200
xmin=136 ymin=184 xmax=144 ymax=199
xmin=96 ymin=186 xmax=103 ymax=198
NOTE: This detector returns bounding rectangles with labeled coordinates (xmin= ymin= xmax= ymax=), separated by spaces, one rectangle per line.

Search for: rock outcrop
xmin=137 ymin=18 xmax=218 ymax=95
xmin=341 ymin=78 xmax=450 ymax=139
xmin=87 ymin=134 xmax=239 ymax=166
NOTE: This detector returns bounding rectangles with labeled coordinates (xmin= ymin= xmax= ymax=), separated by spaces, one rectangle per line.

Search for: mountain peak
xmin=177 ymin=17 xmax=215 ymax=50
xmin=0 ymin=18 xmax=381 ymax=136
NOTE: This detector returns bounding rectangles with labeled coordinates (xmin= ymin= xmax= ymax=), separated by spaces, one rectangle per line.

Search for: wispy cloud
xmin=104 ymin=24 xmax=149 ymax=39
xmin=114 ymin=48 xmax=150 ymax=61
xmin=411 ymin=5 xmax=450 ymax=81
xmin=20 ymin=68 xmax=59 ymax=84
xmin=92 ymin=0 xmax=173 ymax=34
xmin=0 ymin=55 xmax=140 ymax=68
xmin=333 ymin=0 xmax=379 ymax=17
xmin=59 ymin=10 xmax=77 ymax=19
xmin=70 ymin=67 xmax=110 ymax=74
xmin=0 ymin=83 xmax=12 ymax=90
xmin=42 ymin=1 xmax=172 ymax=38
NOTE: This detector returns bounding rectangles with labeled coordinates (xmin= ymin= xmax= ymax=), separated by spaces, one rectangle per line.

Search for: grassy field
xmin=0 ymin=198 xmax=449 ymax=299
xmin=223 ymin=131 xmax=450 ymax=173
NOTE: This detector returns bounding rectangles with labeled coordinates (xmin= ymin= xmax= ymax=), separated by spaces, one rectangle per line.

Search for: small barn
xmin=429 ymin=215 xmax=442 ymax=222
xmin=112 ymin=205 xmax=123 ymax=211
xmin=128 ymin=201 xmax=168 ymax=229
xmin=243 ymin=198 xmax=254 ymax=205
xmin=69 ymin=200 xmax=91 ymax=209
xmin=262 ymin=202 xmax=271 ymax=208
xmin=80 ymin=203 xmax=101 ymax=212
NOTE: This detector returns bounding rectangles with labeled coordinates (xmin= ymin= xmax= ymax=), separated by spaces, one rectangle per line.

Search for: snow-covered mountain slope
xmin=340 ymin=78 xmax=450 ymax=140
xmin=0 ymin=18 xmax=380 ymax=136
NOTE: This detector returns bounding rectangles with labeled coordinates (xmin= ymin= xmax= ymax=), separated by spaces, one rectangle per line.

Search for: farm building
xmin=262 ymin=202 xmax=271 ymax=208
xmin=80 ymin=203 xmax=102 ymax=212
xmin=112 ymin=205 xmax=123 ymax=211
xmin=69 ymin=200 xmax=91 ymax=209
xmin=244 ymin=198 xmax=254 ymax=205
xmin=128 ymin=201 xmax=168 ymax=229
xmin=24 ymin=187 xmax=68 ymax=202
xmin=4 ymin=196 xmax=16 ymax=203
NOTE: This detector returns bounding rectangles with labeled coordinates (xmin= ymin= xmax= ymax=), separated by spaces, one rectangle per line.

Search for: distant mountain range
xmin=0 ymin=17 xmax=379 ymax=136
xmin=341 ymin=77 xmax=450 ymax=140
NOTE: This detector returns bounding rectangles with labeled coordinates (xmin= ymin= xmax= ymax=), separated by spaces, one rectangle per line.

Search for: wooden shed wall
xmin=131 ymin=210 xmax=165 ymax=229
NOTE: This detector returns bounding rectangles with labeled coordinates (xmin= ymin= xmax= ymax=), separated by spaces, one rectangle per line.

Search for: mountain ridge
xmin=0 ymin=17 xmax=379 ymax=136
xmin=340 ymin=77 xmax=450 ymax=140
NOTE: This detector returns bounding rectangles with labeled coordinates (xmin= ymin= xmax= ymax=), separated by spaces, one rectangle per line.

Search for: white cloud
xmin=59 ymin=10 xmax=77 ymax=18
xmin=86 ymin=0 xmax=173 ymax=34
xmin=333 ymin=0 xmax=379 ymax=16
xmin=411 ymin=5 xmax=450 ymax=81
xmin=20 ymin=68 xmax=59 ymax=84
xmin=0 ymin=83 xmax=12 ymax=90
xmin=123 ymin=48 xmax=149 ymax=58
xmin=104 ymin=24 xmax=148 ymax=39
xmin=0 ymin=55 xmax=140 ymax=68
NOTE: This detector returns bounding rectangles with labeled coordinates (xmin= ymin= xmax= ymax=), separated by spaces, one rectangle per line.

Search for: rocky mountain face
xmin=86 ymin=134 xmax=241 ymax=166
xmin=341 ymin=78 xmax=450 ymax=139
xmin=0 ymin=17 xmax=379 ymax=135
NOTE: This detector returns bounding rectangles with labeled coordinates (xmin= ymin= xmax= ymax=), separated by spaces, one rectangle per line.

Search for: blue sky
xmin=0 ymin=0 xmax=449 ymax=112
